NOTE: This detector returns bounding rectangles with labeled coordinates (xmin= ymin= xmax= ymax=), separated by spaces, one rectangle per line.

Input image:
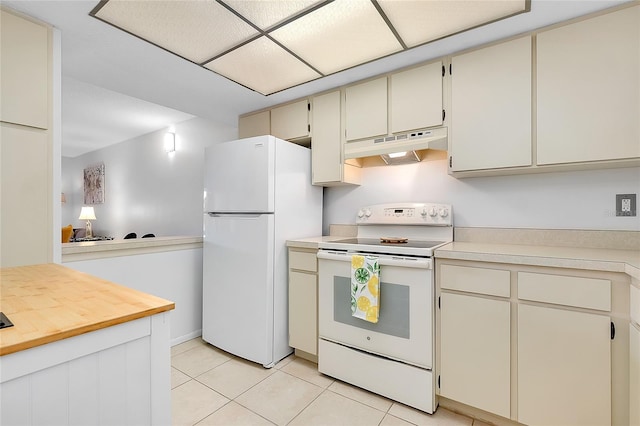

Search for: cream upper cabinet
xmin=390 ymin=61 xmax=443 ymax=134
xmin=311 ymin=91 xmax=362 ymax=186
xmin=518 ymin=304 xmax=611 ymax=426
xmin=450 ymin=36 xmax=532 ymax=172
xmin=439 ymin=264 xmax=511 ymax=418
xmin=537 ymin=6 xmax=640 ymax=165
xmin=271 ymin=99 xmax=309 ymax=141
xmin=238 ymin=110 xmax=270 ymax=139
xmin=345 ymin=77 xmax=387 ymax=141
xmin=311 ymin=91 xmax=341 ymax=185
xmin=0 ymin=9 xmax=49 ymax=130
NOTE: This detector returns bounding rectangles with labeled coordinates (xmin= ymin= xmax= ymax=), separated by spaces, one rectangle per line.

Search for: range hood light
xmin=388 ymin=151 xmax=407 ymax=158
xmin=380 ymin=150 xmax=421 ymax=165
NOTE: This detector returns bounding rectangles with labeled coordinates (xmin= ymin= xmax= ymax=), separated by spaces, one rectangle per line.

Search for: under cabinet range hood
xmin=344 ymin=127 xmax=448 ymax=161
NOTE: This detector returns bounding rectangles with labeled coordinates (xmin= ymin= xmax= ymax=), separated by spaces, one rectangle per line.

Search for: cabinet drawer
xmin=440 ymin=264 xmax=510 ymax=297
xmin=518 ymin=272 xmax=610 ymax=311
xmin=289 ymin=250 xmax=317 ymax=272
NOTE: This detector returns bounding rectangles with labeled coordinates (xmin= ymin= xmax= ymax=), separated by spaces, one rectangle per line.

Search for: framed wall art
xmin=84 ymin=162 xmax=105 ymax=204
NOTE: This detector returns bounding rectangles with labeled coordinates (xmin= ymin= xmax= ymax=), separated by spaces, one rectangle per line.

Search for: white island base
xmin=0 ymin=312 xmax=171 ymax=425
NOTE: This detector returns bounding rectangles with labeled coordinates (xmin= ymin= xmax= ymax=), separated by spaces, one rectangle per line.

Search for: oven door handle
xmin=317 ymin=250 xmax=432 ymax=269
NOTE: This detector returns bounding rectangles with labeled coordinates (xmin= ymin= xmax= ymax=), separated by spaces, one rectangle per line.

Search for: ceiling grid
xmin=91 ymin=0 xmax=528 ymax=96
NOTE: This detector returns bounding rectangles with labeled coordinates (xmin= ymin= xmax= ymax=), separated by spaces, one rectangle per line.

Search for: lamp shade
xmin=78 ymin=206 xmax=96 ymax=220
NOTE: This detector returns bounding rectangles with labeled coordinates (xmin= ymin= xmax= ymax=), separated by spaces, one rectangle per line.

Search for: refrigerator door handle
xmin=208 ymin=213 xmax=265 ymax=218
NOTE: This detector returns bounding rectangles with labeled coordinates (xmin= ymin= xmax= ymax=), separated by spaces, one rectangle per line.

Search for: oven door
xmin=317 ymin=250 xmax=433 ymax=369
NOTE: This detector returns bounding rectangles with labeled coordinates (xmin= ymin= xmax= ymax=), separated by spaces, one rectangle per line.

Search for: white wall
xmin=62 ymin=117 xmax=236 ymax=238
xmin=323 ymin=159 xmax=640 ymax=234
xmin=65 ymin=247 xmax=203 ymax=346
xmin=63 ymin=121 xmax=640 ymax=238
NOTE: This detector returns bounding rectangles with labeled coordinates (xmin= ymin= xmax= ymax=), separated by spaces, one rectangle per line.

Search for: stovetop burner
xmin=332 ymin=238 xmax=447 ymax=250
xmin=319 ymin=203 xmax=453 ymax=257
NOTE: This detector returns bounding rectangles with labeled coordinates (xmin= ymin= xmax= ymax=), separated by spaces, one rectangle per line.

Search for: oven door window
xmin=333 ymin=276 xmax=410 ymax=339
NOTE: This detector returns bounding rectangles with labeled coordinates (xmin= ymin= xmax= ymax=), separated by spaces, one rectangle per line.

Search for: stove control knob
xmin=357 ymin=209 xmax=365 ymax=218
xmin=420 ymin=208 xmax=428 ymax=217
xmin=439 ymin=208 xmax=449 ymax=218
xmin=428 ymin=207 xmax=438 ymax=217
xmin=364 ymin=209 xmax=372 ymax=218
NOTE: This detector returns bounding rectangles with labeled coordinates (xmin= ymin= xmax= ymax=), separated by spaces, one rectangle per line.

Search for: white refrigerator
xmin=202 ymin=135 xmax=322 ymax=367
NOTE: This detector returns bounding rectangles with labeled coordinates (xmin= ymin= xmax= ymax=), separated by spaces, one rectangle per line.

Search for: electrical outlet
xmin=616 ymin=194 xmax=636 ymax=217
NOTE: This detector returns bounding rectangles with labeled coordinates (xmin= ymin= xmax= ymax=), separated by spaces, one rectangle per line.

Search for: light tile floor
xmin=171 ymin=338 xmax=486 ymax=426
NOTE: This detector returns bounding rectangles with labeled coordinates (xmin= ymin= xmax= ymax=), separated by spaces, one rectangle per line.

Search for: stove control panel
xmin=356 ymin=203 xmax=452 ymax=226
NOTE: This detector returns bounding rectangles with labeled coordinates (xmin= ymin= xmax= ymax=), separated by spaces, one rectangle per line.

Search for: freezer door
xmin=202 ymin=213 xmax=275 ymax=365
xmin=204 ymin=136 xmax=275 ymax=213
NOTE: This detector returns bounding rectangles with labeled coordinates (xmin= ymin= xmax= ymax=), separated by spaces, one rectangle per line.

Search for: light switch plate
xmin=616 ymin=193 xmax=636 ymax=217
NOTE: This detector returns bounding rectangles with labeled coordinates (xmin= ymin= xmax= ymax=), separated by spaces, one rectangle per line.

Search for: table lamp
xmin=78 ymin=206 xmax=96 ymax=238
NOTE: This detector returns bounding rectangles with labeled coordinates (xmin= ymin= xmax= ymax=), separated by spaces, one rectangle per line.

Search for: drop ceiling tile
xmin=270 ymin=0 xmax=403 ymax=75
xmin=94 ymin=0 xmax=259 ymax=64
xmin=224 ymin=0 xmax=324 ymax=30
xmin=379 ymin=0 xmax=528 ymax=47
xmin=204 ymin=36 xmax=321 ymax=95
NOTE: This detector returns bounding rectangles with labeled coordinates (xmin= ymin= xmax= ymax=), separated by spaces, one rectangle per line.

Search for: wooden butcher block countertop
xmin=0 ymin=264 xmax=174 ymax=356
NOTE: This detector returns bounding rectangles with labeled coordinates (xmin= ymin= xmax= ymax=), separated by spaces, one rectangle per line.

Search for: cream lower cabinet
xmin=288 ymin=248 xmax=318 ymax=358
xmin=439 ymin=264 xmax=511 ymax=418
xmin=631 ymin=324 xmax=640 ymax=426
xmin=438 ymin=260 xmax=617 ymax=425
xmin=518 ymin=272 xmax=612 ymax=426
xmin=440 ymin=293 xmax=511 ymax=418
xmin=631 ymin=285 xmax=640 ymax=426
xmin=518 ymin=305 xmax=611 ymax=426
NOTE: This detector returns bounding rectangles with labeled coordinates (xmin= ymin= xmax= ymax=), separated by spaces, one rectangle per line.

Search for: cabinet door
xmin=440 ymin=292 xmax=510 ymax=418
xmin=345 ymin=77 xmax=387 ymax=141
xmin=450 ymin=36 xmax=532 ymax=171
xmin=390 ymin=62 xmax=443 ymax=134
xmin=631 ymin=324 xmax=640 ymax=426
xmin=311 ymin=91 xmax=342 ymax=184
xmin=288 ymin=270 xmax=317 ymax=355
xmin=271 ymin=99 xmax=309 ymax=141
xmin=518 ymin=304 xmax=611 ymax=426
xmin=1 ymin=124 xmax=51 ymax=267
xmin=0 ymin=9 xmax=49 ymax=129
xmin=537 ymin=6 xmax=640 ymax=165
xmin=238 ymin=110 xmax=270 ymax=139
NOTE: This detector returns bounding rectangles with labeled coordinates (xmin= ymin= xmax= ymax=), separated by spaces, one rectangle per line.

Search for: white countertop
xmin=288 ymin=233 xmax=640 ymax=281
xmin=62 ymin=236 xmax=203 ymax=262
xmin=435 ymin=241 xmax=640 ymax=280
xmin=286 ymin=236 xmax=348 ymax=249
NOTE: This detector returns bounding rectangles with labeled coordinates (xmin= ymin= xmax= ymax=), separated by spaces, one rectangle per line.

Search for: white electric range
xmin=316 ymin=202 xmax=453 ymax=413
